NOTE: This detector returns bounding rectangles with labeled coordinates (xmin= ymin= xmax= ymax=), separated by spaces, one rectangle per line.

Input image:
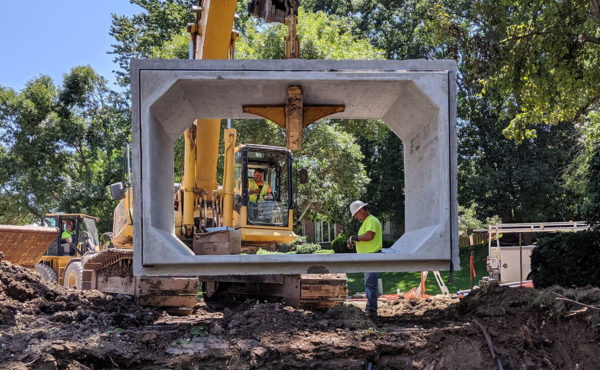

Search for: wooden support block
xmin=82 ymin=262 xmax=103 ymax=270
xmin=300 ymin=285 xmax=347 ymax=299
xmin=286 ymin=85 xmax=303 ymax=150
xmin=82 ymin=270 xmax=94 ymax=281
xmin=137 ymin=295 xmax=197 ymax=307
xmin=138 ymin=277 xmax=199 ymax=292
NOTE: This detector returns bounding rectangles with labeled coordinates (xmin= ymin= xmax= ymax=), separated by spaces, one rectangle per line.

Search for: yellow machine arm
xmin=180 ymin=0 xmax=238 ymax=236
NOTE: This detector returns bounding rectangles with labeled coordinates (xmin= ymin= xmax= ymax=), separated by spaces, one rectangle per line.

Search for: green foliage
xmin=237 ymin=8 xmax=385 ymax=60
xmin=303 ymin=0 xmax=436 ymax=60
xmin=458 ymin=204 xmax=500 ymax=238
xmin=0 ymin=67 xmax=129 ymax=231
xmin=584 ymin=141 xmax=600 ymax=227
xmin=257 ymin=236 xmax=323 ymax=254
xmin=424 ymin=0 xmax=600 ymax=140
xmin=190 ymin=325 xmax=208 ymax=337
xmin=352 ymin=125 xmax=405 ymax=228
xmin=294 ymin=241 xmax=322 ymax=254
xmin=531 ymin=231 xmax=600 ymax=288
xmin=331 ymin=233 xmax=350 ymax=254
xmin=458 ymin=98 xmax=583 ymax=223
xmin=295 ymin=124 xmax=369 ymax=223
xmin=109 ymin=0 xmax=194 ymax=86
xmin=276 ymin=236 xmax=324 ymax=254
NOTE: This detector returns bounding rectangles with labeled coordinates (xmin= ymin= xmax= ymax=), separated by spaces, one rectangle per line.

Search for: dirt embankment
xmin=1 ymin=259 xmax=599 ymax=369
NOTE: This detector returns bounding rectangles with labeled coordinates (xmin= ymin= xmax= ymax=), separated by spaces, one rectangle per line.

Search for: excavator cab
xmin=233 ymin=144 xmax=295 ymax=246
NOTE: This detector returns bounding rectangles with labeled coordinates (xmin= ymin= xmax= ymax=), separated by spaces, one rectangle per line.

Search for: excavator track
xmin=82 ymin=249 xmax=198 ymax=315
xmin=201 ymin=273 xmax=347 ymax=311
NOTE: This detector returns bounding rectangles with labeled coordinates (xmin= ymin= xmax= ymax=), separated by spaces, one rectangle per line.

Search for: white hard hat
xmin=350 ymin=200 xmax=368 ymax=216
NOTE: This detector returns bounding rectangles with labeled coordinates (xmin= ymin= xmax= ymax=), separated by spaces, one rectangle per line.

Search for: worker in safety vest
xmin=61 ymin=221 xmax=76 ymax=255
xmin=347 ymin=200 xmax=382 ymax=317
xmin=61 ymin=221 xmax=75 ymax=243
xmin=248 ymin=168 xmax=272 ymax=202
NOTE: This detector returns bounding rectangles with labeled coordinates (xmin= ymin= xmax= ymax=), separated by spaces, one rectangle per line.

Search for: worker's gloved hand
xmin=346 ymin=236 xmax=356 ymax=250
xmin=350 ymin=235 xmax=359 ymax=241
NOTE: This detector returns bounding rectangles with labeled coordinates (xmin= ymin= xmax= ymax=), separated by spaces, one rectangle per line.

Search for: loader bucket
xmin=0 ymin=225 xmax=58 ymax=268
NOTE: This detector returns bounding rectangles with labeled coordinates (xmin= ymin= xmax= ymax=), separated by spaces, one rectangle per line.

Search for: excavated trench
xmin=1 ymin=258 xmax=599 ymax=369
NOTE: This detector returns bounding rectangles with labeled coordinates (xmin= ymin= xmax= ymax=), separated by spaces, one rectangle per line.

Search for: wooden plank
xmin=96 ymin=276 xmax=136 ymax=295
xmin=285 ymin=85 xmax=303 ymax=150
xmin=82 ymin=262 xmax=103 ymax=270
xmin=303 ymin=105 xmax=345 ymax=127
xmin=137 ymin=295 xmax=197 ymax=307
xmin=242 ymin=106 xmax=285 ymax=127
xmin=300 ymin=285 xmax=347 ymax=299
xmin=138 ymin=277 xmax=198 ymax=292
xmin=300 ymin=273 xmax=347 ymax=284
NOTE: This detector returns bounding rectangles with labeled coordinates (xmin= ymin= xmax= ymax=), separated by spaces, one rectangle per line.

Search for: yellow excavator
xmin=106 ymin=0 xmax=347 ymax=310
xmin=0 ymin=1 xmax=346 ymax=313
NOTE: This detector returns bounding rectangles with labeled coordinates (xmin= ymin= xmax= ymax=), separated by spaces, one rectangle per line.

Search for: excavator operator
xmin=248 ymin=168 xmax=272 ymax=202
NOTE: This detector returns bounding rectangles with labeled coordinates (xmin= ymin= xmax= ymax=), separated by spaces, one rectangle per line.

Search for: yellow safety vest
xmin=248 ymin=179 xmax=270 ymax=202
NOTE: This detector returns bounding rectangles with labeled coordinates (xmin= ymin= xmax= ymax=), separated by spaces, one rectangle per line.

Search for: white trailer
xmin=486 ymin=222 xmax=587 ymax=284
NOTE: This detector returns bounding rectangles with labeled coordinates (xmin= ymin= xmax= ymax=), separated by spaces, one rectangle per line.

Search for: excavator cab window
xmin=80 ymin=217 xmax=99 ymax=252
xmin=42 ymin=215 xmax=60 ymax=256
xmin=235 ymin=145 xmax=293 ymax=227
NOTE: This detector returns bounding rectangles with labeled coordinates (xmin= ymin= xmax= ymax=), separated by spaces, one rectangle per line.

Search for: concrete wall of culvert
xmin=131 ymin=59 xmax=459 ymax=276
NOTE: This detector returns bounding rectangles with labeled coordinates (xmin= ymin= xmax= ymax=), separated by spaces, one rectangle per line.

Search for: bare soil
xmin=1 ymin=259 xmax=599 ymax=369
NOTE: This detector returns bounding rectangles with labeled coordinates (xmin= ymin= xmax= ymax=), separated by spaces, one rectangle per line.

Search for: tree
xmin=458 ymin=89 xmax=583 ymax=223
xmin=0 ymin=77 xmax=64 ymax=223
xmin=584 ymin=140 xmax=600 ymax=227
xmin=109 ymin=0 xmax=195 ymax=86
xmin=54 ymin=67 xmax=131 ymax=232
xmin=295 ymin=123 xmax=368 ymax=223
xmin=425 ymin=0 xmax=600 ymax=140
xmin=303 ymin=0 xmax=436 ymax=59
xmin=0 ymin=67 xmax=129 ymax=231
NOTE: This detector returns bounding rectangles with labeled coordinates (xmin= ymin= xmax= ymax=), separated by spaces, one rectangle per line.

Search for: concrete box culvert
xmin=131 ymin=59 xmax=458 ymax=276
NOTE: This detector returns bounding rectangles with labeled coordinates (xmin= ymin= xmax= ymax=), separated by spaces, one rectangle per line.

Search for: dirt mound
xmin=1 ymin=260 xmax=599 ymax=369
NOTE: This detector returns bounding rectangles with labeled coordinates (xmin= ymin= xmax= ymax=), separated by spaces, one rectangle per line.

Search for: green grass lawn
xmin=347 ymin=243 xmax=488 ymax=296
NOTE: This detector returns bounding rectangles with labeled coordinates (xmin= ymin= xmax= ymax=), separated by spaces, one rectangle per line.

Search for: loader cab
xmin=41 ymin=214 xmax=99 ymax=257
xmin=234 ymin=145 xmax=295 ymax=243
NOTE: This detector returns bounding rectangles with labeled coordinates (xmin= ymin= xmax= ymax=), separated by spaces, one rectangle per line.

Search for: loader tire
xmin=64 ymin=261 xmax=83 ymax=290
xmin=35 ymin=263 xmax=58 ymax=284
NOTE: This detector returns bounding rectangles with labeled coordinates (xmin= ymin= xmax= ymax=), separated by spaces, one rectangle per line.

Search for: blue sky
xmin=0 ymin=1 xmax=141 ymax=91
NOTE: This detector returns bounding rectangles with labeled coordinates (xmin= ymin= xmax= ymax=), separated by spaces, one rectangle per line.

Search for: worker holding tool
xmin=347 ymin=200 xmax=382 ymax=317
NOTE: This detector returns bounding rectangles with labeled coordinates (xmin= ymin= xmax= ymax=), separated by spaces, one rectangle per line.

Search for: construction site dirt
xmin=1 ymin=259 xmax=599 ymax=369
